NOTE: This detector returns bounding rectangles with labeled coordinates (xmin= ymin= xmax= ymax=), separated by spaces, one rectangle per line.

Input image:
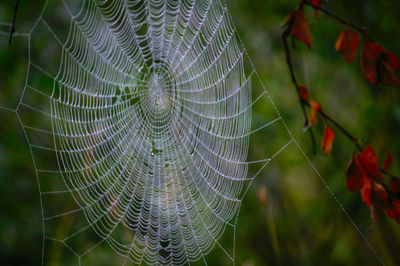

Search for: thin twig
xmin=303 ymin=96 xmax=400 ymax=180
xmin=315 ymin=104 xmax=362 ymax=150
xmin=9 ymin=0 xmax=20 ymax=46
xmin=304 ymin=0 xmax=372 ymax=41
xmin=282 ymin=26 xmax=317 ymax=154
xmin=381 ymin=168 xmax=399 ymax=179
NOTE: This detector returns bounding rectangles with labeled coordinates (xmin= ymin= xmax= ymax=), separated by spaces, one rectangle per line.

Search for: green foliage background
xmin=0 ymin=0 xmax=399 ymax=265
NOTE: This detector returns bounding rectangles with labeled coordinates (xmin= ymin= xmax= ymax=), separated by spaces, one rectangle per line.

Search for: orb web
xmin=0 ymin=0 xmax=316 ymax=265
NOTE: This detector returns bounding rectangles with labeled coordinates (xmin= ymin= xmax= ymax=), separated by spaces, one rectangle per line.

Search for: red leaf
xmin=358 ymin=145 xmax=382 ymax=182
xmin=361 ymin=42 xmax=380 ymax=83
xmin=321 ymin=125 xmax=334 ymax=156
xmin=346 ymin=147 xmax=389 ymax=226
xmin=346 ymin=146 xmax=381 ymax=191
xmin=369 ymin=182 xmax=387 ymax=226
xmin=369 ymin=42 xmax=385 ymax=59
xmin=310 ymin=0 xmax=323 ymax=17
xmin=360 ymin=41 xmax=399 ymax=86
xmin=387 ymin=179 xmax=400 ymax=224
xmin=386 ymin=200 xmax=400 ymax=224
xmin=309 ymin=100 xmax=321 ymax=126
xmin=387 ymin=53 xmax=399 ymax=70
xmin=346 ymin=155 xmax=364 ymax=191
xmin=360 ymin=178 xmax=373 ymax=207
xmin=358 ymin=175 xmax=387 ymax=227
xmin=362 ymin=179 xmax=387 ymax=208
xmin=290 ymin=10 xmax=312 ymax=49
xmin=390 ymin=178 xmax=400 ymax=195
xmin=335 ymin=29 xmax=361 ymax=64
xmin=357 ymin=146 xmax=387 ymax=224
xmin=379 ymin=52 xmax=399 ymax=86
xmin=383 ymin=151 xmax=393 ymax=171
xmin=298 ymin=85 xmax=310 ymax=101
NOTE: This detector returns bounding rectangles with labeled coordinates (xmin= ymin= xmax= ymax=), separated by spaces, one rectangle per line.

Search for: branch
xmin=9 ymin=0 xmax=20 ymax=46
xmin=282 ymin=25 xmax=317 ymax=154
xmin=310 ymin=103 xmax=362 ymax=150
xmin=304 ymin=0 xmax=372 ymax=41
xmin=283 ymin=0 xmax=400 ymax=182
xmin=381 ymin=168 xmax=400 ymax=179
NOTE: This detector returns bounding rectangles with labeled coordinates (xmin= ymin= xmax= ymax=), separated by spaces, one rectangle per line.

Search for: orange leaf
xmin=309 ymin=100 xmax=321 ymax=126
xmin=321 ymin=125 xmax=334 ymax=156
xmin=310 ymin=0 xmax=324 ymax=17
xmin=383 ymin=151 xmax=393 ymax=171
xmin=290 ymin=10 xmax=312 ymax=49
xmin=335 ymin=29 xmax=360 ymax=64
xmin=298 ymin=85 xmax=310 ymax=101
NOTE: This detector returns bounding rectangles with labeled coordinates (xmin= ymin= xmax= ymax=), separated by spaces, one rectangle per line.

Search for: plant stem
xmin=282 ymin=27 xmax=317 ymax=154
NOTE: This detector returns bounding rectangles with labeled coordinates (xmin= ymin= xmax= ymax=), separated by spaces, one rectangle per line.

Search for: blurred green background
xmin=0 ymin=0 xmax=399 ymax=265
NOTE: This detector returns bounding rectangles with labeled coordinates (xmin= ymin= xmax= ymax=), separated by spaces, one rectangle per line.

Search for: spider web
xmin=0 ymin=0 xmax=383 ymax=265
